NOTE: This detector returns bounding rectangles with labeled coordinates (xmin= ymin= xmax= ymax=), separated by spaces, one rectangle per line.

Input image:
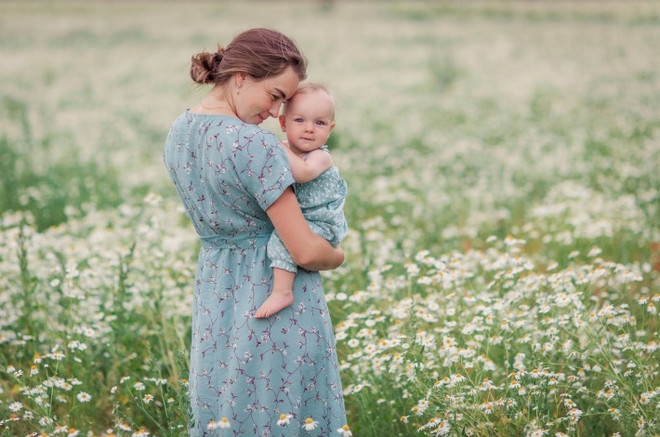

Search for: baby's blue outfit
xmin=268 ymin=146 xmax=348 ymax=273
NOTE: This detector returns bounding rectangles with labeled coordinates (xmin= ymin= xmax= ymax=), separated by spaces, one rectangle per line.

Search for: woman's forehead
xmin=263 ymin=67 xmax=300 ymax=98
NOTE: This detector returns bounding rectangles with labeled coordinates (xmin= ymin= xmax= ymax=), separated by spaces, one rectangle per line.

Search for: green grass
xmin=1 ymin=1 xmax=659 ymax=435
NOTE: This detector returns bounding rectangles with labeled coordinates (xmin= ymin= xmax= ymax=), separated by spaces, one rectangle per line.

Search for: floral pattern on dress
xmin=164 ymin=112 xmax=347 ymax=436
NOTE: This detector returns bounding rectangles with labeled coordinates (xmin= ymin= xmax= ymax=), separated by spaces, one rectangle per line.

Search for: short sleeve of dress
xmin=234 ymin=126 xmax=295 ymax=211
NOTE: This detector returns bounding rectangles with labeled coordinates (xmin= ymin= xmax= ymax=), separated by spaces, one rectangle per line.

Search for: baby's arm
xmin=283 ymin=145 xmax=333 ymax=183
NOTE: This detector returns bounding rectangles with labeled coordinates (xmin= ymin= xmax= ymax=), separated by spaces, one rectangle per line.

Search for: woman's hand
xmin=266 ymin=188 xmax=344 ymax=271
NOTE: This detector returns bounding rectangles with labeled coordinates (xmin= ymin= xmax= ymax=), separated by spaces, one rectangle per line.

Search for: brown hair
xmin=190 ymin=28 xmax=307 ymax=85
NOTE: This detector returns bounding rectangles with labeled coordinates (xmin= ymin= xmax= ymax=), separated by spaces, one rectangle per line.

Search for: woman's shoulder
xmin=234 ymin=123 xmax=283 ymax=150
xmin=238 ymin=121 xmax=278 ymax=140
xmin=188 ymin=112 xmax=278 ymax=140
xmin=169 ymin=111 xmax=281 ymax=151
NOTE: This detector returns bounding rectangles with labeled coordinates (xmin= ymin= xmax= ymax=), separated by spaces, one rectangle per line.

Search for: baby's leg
xmin=255 ymin=268 xmax=295 ymax=318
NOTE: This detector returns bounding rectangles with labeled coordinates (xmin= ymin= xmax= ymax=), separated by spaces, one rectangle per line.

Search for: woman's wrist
xmin=296 ymin=237 xmax=343 ymax=271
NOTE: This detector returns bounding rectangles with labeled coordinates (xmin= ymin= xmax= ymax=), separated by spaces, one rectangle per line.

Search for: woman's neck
xmin=193 ymin=90 xmax=236 ymax=116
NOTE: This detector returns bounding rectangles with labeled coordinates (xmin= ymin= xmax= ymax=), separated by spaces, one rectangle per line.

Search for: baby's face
xmin=280 ymin=91 xmax=335 ymax=156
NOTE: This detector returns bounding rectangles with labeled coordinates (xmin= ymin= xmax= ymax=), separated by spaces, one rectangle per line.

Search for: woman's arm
xmin=266 ymin=187 xmax=344 ymax=270
xmin=283 ymin=145 xmax=333 ymax=183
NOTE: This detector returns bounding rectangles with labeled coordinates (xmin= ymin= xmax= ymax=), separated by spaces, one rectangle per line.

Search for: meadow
xmin=1 ymin=1 xmax=659 ymax=435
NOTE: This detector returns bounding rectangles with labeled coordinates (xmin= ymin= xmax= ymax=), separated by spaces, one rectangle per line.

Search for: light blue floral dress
xmin=163 ymin=112 xmax=347 ymax=436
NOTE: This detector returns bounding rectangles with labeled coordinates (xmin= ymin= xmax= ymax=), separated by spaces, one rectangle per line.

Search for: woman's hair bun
xmin=190 ymin=45 xmax=226 ymax=84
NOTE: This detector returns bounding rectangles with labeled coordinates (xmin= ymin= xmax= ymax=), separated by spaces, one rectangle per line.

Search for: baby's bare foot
xmin=255 ymin=291 xmax=294 ymax=318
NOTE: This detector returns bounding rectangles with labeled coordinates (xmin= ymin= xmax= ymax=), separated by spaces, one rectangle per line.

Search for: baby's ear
xmin=329 ymin=121 xmax=336 ymax=132
xmin=278 ymin=115 xmax=287 ymax=131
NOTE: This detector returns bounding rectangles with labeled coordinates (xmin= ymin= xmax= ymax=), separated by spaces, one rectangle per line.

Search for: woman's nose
xmin=268 ymin=101 xmax=282 ymax=118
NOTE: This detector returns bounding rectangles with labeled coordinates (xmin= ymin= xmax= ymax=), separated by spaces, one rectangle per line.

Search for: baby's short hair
xmin=284 ymin=82 xmax=335 ymax=120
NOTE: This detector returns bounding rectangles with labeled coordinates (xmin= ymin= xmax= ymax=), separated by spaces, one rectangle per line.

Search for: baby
xmin=255 ymin=83 xmax=348 ymax=318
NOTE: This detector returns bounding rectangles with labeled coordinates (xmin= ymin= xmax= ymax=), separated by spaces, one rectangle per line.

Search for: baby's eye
xmin=316 ymin=120 xmax=327 ymax=126
xmin=294 ymin=118 xmax=304 ymax=123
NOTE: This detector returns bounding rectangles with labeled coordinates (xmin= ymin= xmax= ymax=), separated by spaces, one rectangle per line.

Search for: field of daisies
xmin=1 ymin=1 xmax=659 ymax=436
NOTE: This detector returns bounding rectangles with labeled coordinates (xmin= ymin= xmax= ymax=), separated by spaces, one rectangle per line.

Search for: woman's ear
xmin=235 ymin=72 xmax=247 ymax=88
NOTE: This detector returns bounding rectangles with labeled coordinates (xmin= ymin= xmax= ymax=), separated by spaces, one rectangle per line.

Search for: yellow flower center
xmin=305 ymin=418 xmax=313 ymax=424
xmin=280 ymin=414 xmax=287 ymax=420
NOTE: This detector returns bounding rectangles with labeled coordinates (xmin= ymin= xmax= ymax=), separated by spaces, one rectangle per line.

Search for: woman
xmin=163 ymin=28 xmax=348 ymax=436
